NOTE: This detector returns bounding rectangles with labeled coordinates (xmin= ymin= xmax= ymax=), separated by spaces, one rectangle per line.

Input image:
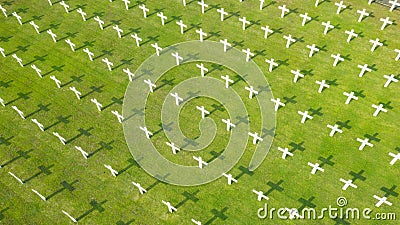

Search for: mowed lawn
xmin=0 ymin=0 xmax=399 ymax=224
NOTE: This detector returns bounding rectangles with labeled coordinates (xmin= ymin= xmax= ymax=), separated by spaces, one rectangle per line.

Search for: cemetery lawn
xmin=0 ymin=0 xmax=399 ymax=224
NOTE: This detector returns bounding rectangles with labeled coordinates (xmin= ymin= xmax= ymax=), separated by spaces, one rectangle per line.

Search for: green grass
xmin=0 ymin=0 xmax=399 ymax=224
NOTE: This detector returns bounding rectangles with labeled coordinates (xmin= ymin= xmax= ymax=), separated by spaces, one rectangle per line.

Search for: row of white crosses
xmin=1 ymin=4 xmax=125 ymax=129
xmin=200 ymin=1 xmax=397 ymax=60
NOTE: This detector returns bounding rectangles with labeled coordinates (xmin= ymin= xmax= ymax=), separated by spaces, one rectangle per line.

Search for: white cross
xmin=357 ymin=9 xmax=369 ymax=22
xmin=111 ymin=110 xmax=124 ymax=123
xmin=122 ymin=0 xmax=130 ymax=10
xmin=69 ymin=86 xmax=82 ymax=99
xmin=287 ymin=209 xmax=300 ymax=219
xmin=166 ymin=142 xmax=180 ymax=154
xmin=395 ymin=49 xmax=400 ymax=61
xmin=31 ymin=64 xmax=42 ymax=78
xmin=335 ymin=1 xmax=347 ymax=14
xmin=65 ymin=39 xmax=75 ymax=52
xmin=222 ymin=173 xmax=238 ymax=185
xmin=343 ymin=91 xmax=358 ymax=104
xmin=102 ymin=58 xmax=114 ymax=71
xmin=140 ymin=126 xmax=153 ymax=139
xmin=77 ymin=8 xmax=87 ymax=21
xmin=389 ymin=0 xmax=400 ymax=12
xmin=11 ymin=106 xmax=25 ymax=119
xmin=372 ymin=104 xmax=387 ymax=117
xmin=50 ymin=76 xmax=62 ymax=88
xmin=308 ymin=162 xmax=324 ymax=174
xmin=327 ymin=124 xmax=343 ymax=137
xmin=104 ymin=164 xmax=119 ymax=177
xmin=345 ymin=29 xmax=358 ymax=43
xmin=193 ymin=156 xmax=208 ymax=168
xmin=389 ymin=152 xmax=400 ymax=165
xmin=259 ymin=0 xmax=265 ymax=10
xmin=139 ymin=4 xmax=149 ymax=18
xmin=61 ymin=210 xmax=77 ymax=223
xmin=248 ymin=131 xmax=263 ymax=144
xmin=94 ymin=16 xmax=104 ymax=30
xmin=245 ymin=86 xmax=258 ymax=99
xmin=75 ymin=146 xmax=89 ymax=159
xmin=222 ymin=118 xmax=236 ymax=131
xmin=278 ymin=147 xmax=293 ymax=159
xmin=151 ymin=43 xmax=162 ymax=56
xmin=196 ymin=28 xmax=207 ymax=42
xmin=8 ymin=172 xmax=24 ymax=184
xmin=12 ymin=12 xmax=22 ymax=25
xmin=131 ymin=33 xmax=142 ymax=47
xmin=373 ymin=195 xmax=392 ymax=207
xmin=157 ymin=12 xmax=167 ymax=26
xmin=176 ymin=20 xmax=187 ymax=34
xmin=132 ymin=181 xmax=147 ymax=194
xmin=316 ymin=80 xmax=329 ymax=93
xmin=170 ymin=92 xmax=183 ymax=106
xmin=300 ymin=13 xmax=311 ymax=26
xmin=196 ymin=105 xmax=210 ymax=119
xmin=123 ymin=68 xmax=135 ymax=82
xmin=253 ymin=189 xmax=269 ymax=201
xmin=0 ymin=5 xmax=7 ymax=17
xmin=321 ymin=21 xmax=334 ymax=35
xmin=291 ymin=69 xmax=304 ymax=83
xmin=283 ymin=34 xmax=296 ymax=48
xmin=83 ymin=48 xmax=94 ymax=61
xmin=271 ymin=98 xmax=285 ymax=111
xmin=31 ymin=118 xmax=44 ymax=132
xmin=220 ymin=39 xmax=231 ymax=52
xmin=383 ymin=74 xmax=398 ymax=87
xmin=357 ymin=138 xmax=373 ymax=150
xmin=144 ymin=79 xmax=156 ymax=93
xmin=298 ymin=111 xmax=313 ymax=123
xmin=0 ymin=98 xmax=4 ymax=107
xmin=182 ymin=0 xmax=187 ymax=6
xmin=52 ymin=132 xmax=66 ymax=145
xmin=331 ymin=53 xmax=344 ymax=66
xmin=278 ymin=5 xmax=289 ymax=18
xmin=29 ymin=21 xmax=40 ymax=34
xmin=196 ymin=63 xmax=208 ymax=76
xmin=113 ymin=25 xmax=123 ymax=38
xmin=0 ymin=47 xmax=4 ymax=57
xmin=242 ymin=48 xmax=254 ymax=62
xmin=315 ymin=0 xmax=320 ymax=7
xmin=369 ymin=38 xmax=383 ymax=52
xmin=340 ymin=178 xmax=357 ymax=190
xmin=221 ymin=75 xmax=233 ymax=88
xmin=47 ymin=29 xmax=57 ymax=42
xmin=60 ymin=1 xmax=70 ymax=13
xmin=31 ymin=189 xmax=47 ymax=201
xmin=261 ymin=25 xmax=273 ymax=39
xmin=91 ymin=98 xmax=103 ymax=111
xmin=217 ymin=8 xmax=228 ymax=21
xmin=162 ymin=200 xmax=177 ymax=213
xmin=265 ymin=58 xmax=278 ymax=72
xmin=198 ymin=0 xmax=208 ymax=14
xmin=12 ymin=54 xmax=23 ymax=67
xmin=380 ymin=17 xmax=393 ymax=30
xmin=172 ymin=52 xmax=183 ymax=65
xmin=306 ymin=44 xmax=320 ymax=57
xmin=239 ymin=16 xmax=250 ymax=30
xmin=358 ymin=64 xmax=372 ymax=77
